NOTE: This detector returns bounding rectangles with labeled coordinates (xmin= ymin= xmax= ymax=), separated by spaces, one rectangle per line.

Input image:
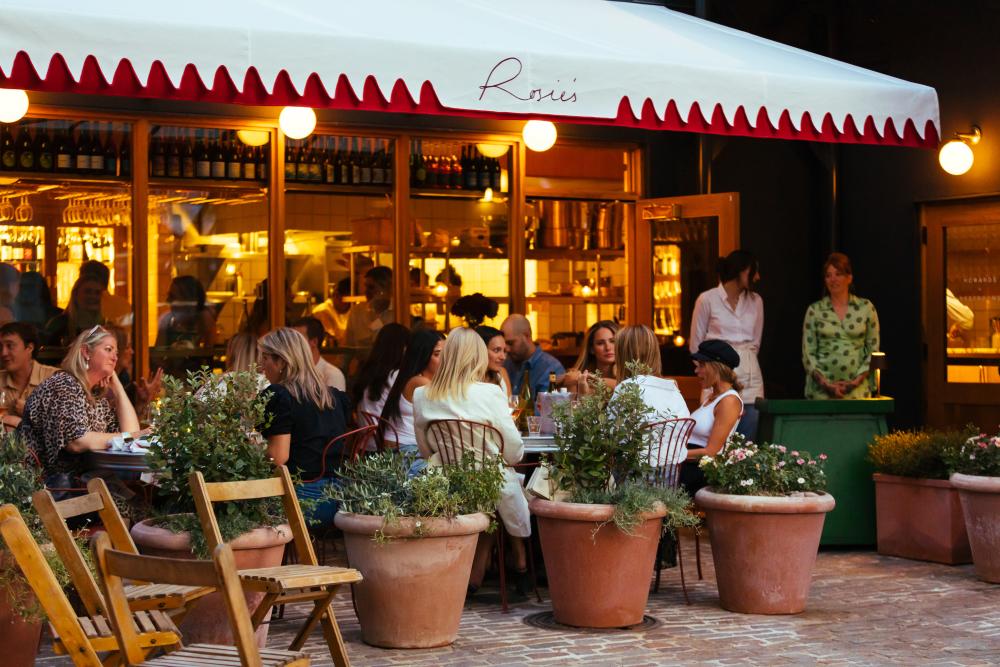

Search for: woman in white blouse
xmin=413 ymin=327 xmax=529 ymax=591
xmin=689 ymin=250 xmax=763 ymax=437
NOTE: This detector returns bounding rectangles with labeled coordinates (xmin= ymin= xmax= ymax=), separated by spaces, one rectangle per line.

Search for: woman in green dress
xmin=802 ymin=253 xmax=880 ymax=400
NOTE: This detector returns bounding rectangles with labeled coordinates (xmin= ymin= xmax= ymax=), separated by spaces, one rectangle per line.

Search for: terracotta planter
xmin=131 ymin=517 xmax=292 ymax=646
xmin=950 ymin=473 xmax=1000 ymax=583
xmin=0 ymin=554 xmax=43 ymax=667
xmin=335 ymin=511 xmax=489 ymax=648
xmin=530 ymin=498 xmax=665 ymax=628
xmin=873 ymin=473 xmax=971 ymax=564
xmin=695 ymin=489 xmax=835 ymax=614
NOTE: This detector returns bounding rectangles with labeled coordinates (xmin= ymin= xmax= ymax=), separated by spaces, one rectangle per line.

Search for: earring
xmin=84 ymin=358 xmax=90 ymax=370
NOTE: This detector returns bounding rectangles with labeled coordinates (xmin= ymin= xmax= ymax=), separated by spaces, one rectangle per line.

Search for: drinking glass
xmin=526 ymin=415 xmax=542 ymax=436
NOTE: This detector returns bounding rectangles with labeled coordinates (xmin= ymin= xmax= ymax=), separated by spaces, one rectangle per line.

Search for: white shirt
xmin=315 ymin=357 xmax=346 ymax=391
xmin=946 ymin=288 xmax=974 ymax=331
xmin=614 ymin=375 xmax=691 ymax=467
xmin=689 ymin=284 xmax=764 ymax=354
xmin=688 ymin=389 xmax=743 ymax=448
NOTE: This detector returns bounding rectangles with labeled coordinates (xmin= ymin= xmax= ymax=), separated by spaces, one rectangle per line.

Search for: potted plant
xmin=696 ymin=434 xmax=834 ymax=614
xmin=131 ymin=368 xmax=292 ymax=645
xmin=945 ymin=427 xmax=1000 ymax=583
xmin=0 ymin=432 xmax=74 ymax=667
xmin=332 ymin=449 xmax=503 ymax=648
xmin=868 ymin=427 xmax=973 ymax=564
xmin=529 ymin=368 xmax=698 ymax=629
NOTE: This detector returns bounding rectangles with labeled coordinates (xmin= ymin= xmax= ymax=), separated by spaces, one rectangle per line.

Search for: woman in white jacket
xmin=413 ymin=327 xmax=529 ymax=591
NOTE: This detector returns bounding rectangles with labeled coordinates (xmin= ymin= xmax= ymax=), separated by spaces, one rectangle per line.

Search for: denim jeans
xmin=399 ymin=443 xmax=427 ymax=477
xmin=296 ymin=477 xmax=340 ymax=526
xmin=736 ymin=405 xmax=760 ymax=442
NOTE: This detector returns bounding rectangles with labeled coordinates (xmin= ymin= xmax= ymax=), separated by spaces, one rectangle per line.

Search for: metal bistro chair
xmin=647 ymin=417 xmax=698 ymax=603
xmin=425 ymin=418 xmax=541 ymax=613
xmin=359 ymin=411 xmax=401 ymax=452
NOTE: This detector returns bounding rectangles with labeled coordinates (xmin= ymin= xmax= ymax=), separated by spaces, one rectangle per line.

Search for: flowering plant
xmin=944 ymin=427 xmax=1000 ymax=477
xmin=699 ymin=433 xmax=829 ymax=496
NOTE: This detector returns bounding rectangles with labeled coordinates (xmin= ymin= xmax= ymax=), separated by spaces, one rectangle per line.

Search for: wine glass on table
xmin=508 ymin=394 xmax=524 ymax=425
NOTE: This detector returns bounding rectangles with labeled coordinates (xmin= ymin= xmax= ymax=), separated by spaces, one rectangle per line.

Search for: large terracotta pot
xmin=0 ymin=554 xmax=43 ymax=667
xmin=950 ymin=473 xmax=1000 ymax=583
xmin=530 ymin=498 xmax=665 ymax=628
xmin=335 ymin=511 xmax=489 ymax=648
xmin=873 ymin=473 xmax=971 ymax=564
xmin=695 ymin=489 xmax=835 ymax=614
xmin=131 ymin=517 xmax=292 ymax=646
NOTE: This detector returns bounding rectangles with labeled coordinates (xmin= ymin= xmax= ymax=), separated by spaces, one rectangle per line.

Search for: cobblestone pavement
xmin=37 ymin=536 xmax=1000 ymax=666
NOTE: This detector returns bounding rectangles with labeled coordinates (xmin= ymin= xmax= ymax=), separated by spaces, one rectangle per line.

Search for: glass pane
xmin=409 ymin=140 xmax=511 ymax=332
xmin=0 ymin=117 xmax=133 ymax=369
xmin=285 ymin=132 xmax=395 ymax=373
xmin=147 ymin=124 xmax=269 ymax=377
xmin=649 ymin=215 xmax=719 ymax=339
xmin=945 ymin=222 xmax=1000 ymax=384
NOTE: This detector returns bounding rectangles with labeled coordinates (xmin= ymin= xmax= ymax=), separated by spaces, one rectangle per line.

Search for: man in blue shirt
xmin=501 ymin=314 xmax=565 ymax=402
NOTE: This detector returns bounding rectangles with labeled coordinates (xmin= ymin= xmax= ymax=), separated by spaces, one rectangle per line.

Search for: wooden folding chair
xmin=33 ymin=477 xmax=212 ymax=620
xmin=359 ymin=411 xmax=400 ymax=451
xmin=646 ymin=417 xmax=698 ymax=602
xmin=425 ymin=418 xmax=541 ymax=613
xmin=188 ymin=466 xmax=362 ymax=667
xmin=0 ymin=504 xmax=181 ymax=666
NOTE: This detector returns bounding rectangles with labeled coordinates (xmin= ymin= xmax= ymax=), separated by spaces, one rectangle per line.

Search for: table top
xmin=88 ymin=448 xmax=151 ymax=473
xmin=522 ymin=434 xmax=557 ymax=453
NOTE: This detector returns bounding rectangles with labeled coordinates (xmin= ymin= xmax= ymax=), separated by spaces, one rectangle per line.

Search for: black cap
xmin=691 ymin=339 xmax=740 ymax=369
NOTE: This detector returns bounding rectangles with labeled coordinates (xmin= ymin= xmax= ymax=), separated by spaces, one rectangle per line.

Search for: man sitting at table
xmin=292 ymin=316 xmax=347 ymax=391
xmin=0 ymin=321 xmax=57 ymax=429
xmin=501 ymin=314 xmax=565 ymax=404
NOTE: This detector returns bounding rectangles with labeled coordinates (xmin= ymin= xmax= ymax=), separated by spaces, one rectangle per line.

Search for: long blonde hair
xmin=614 ymin=325 xmax=661 ymax=380
xmin=61 ymin=325 xmax=114 ymax=403
xmin=226 ymin=331 xmax=259 ymax=373
xmin=425 ymin=327 xmax=486 ymax=402
xmin=258 ymin=327 xmax=333 ymax=410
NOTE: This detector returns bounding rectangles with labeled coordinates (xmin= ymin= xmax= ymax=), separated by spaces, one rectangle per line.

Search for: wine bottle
xmin=161 ymin=127 xmax=178 ymax=177
xmin=16 ymin=124 xmax=35 ymax=171
xmin=258 ymin=144 xmax=269 ymax=182
xmin=356 ymin=138 xmax=369 ymax=185
xmin=242 ymin=143 xmax=257 ymax=181
xmin=181 ymin=128 xmax=195 ymax=178
xmin=426 ymin=155 xmax=439 ymax=189
xmin=283 ymin=139 xmax=297 ymax=181
xmin=0 ymin=124 xmax=15 ymax=170
xmin=439 ymin=153 xmax=451 ymax=189
xmin=78 ymin=123 xmax=94 ymax=174
xmin=88 ymin=122 xmax=104 ymax=174
xmin=226 ymin=132 xmax=242 ymax=180
xmin=371 ymin=139 xmax=385 ymax=185
xmin=55 ymin=121 xmax=74 ymax=174
xmin=518 ymin=369 xmax=534 ymax=429
xmin=414 ymin=142 xmax=427 ymax=188
xmin=336 ymin=138 xmax=349 ymax=184
xmin=36 ymin=123 xmax=54 ymax=172
xmin=210 ymin=130 xmax=226 ymax=179
xmin=119 ymin=132 xmax=131 ymax=177
xmin=308 ymin=139 xmax=322 ymax=182
xmin=490 ymin=157 xmax=501 ymax=190
xmin=195 ymin=130 xmax=211 ymax=178
xmin=103 ymin=124 xmax=118 ymax=176
xmin=384 ymin=139 xmax=393 ymax=185
xmin=450 ymin=153 xmax=462 ymax=189
xmin=350 ymin=138 xmax=361 ymax=184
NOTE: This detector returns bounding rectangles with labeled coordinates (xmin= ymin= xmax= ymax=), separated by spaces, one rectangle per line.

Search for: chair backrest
xmin=646 ymin=417 xmax=697 ymax=488
xmin=189 ymin=466 xmax=316 ymax=567
xmin=0 ymin=504 xmax=103 ymax=666
xmin=32 ymin=477 xmax=139 ymax=617
xmin=359 ymin=411 xmax=401 ymax=452
xmin=425 ymin=419 xmax=504 ymax=467
xmin=305 ymin=424 xmax=379 ymax=483
xmin=94 ymin=532 xmax=263 ymax=667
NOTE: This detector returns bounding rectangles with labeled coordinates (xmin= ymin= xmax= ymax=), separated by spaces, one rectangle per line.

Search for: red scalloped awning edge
xmin=0 ymin=52 xmax=939 ymax=148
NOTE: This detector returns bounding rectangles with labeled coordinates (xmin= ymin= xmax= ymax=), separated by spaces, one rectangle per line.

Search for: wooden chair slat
xmin=50 ymin=491 xmax=105 ymax=518
xmin=200 ymin=477 xmax=285 ymax=502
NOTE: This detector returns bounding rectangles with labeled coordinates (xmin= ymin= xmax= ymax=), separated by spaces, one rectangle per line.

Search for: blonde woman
xmin=412 ymin=327 xmax=529 ymax=592
xmin=258 ymin=327 xmax=351 ymax=524
xmin=17 ymin=326 xmax=144 ymax=486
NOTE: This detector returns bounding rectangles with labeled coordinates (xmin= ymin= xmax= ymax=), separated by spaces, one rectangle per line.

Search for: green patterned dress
xmin=802 ymin=295 xmax=880 ymax=400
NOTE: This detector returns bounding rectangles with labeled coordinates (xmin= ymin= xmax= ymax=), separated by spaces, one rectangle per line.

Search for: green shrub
xmin=868 ymin=427 xmax=974 ymax=479
xmin=944 ymin=427 xmax=1000 ymax=477
xmin=700 ymin=433 xmax=829 ymax=496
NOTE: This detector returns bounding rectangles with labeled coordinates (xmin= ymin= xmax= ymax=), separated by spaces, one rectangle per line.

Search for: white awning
xmin=0 ymin=0 xmax=940 ymax=146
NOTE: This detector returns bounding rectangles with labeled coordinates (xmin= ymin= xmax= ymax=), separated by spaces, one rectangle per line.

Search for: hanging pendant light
xmin=0 ymin=89 xmax=29 ymax=123
xmin=278 ymin=107 xmax=317 ymax=139
xmin=522 ymin=120 xmax=557 ymax=152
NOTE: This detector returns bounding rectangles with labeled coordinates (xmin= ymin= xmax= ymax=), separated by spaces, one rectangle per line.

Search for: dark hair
xmin=366 ymin=266 xmax=392 ymax=290
xmin=79 ymin=260 xmax=111 ymax=288
xmin=718 ymin=250 xmax=758 ymax=286
xmin=452 ymin=293 xmax=499 ymax=328
xmin=0 ymin=321 xmax=40 ymax=357
xmin=292 ymin=316 xmax=325 ymax=345
xmin=351 ymin=323 xmax=411 ymax=407
xmin=335 ymin=277 xmax=351 ymax=296
xmin=167 ymin=275 xmax=206 ymax=311
xmin=380 ymin=328 xmax=444 ymax=423
xmin=574 ymin=320 xmax=619 ymax=374
xmin=475 ymin=325 xmax=504 ymax=385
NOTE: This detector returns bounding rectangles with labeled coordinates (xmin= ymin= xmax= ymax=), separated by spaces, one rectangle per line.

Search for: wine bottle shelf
xmin=0 ymin=171 xmax=130 ymax=187
xmin=149 ymin=177 xmax=267 ymax=192
xmin=526 ymin=248 xmax=624 ymax=260
xmin=410 ymin=188 xmax=507 ymax=200
xmin=285 ymin=183 xmax=392 ymax=196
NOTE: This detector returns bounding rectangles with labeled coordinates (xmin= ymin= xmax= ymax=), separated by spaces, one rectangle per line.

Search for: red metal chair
xmin=425 ymin=418 xmax=541 ymax=613
xmin=359 ymin=410 xmax=401 ymax=452
xmin=646 ymin=417 xmax=698 ymax=602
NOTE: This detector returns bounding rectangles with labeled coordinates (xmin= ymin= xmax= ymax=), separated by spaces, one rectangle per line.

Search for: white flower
xmin=797 ymin=477 xmax=806 ymax=484
xmin=740 ymin=479 xmax=754 ymax=487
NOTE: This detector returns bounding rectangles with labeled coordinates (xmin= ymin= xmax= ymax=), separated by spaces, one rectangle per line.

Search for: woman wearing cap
xmin=680 ymin=339 xmax=744 ymax=496
xmin=802 ymin=253 xmax=880 ymax=400
xmin=689 ymin=250 xmax=763 ymax=436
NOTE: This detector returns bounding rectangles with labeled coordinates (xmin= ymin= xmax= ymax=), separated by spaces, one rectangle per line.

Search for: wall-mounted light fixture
xmin=938 ymin=126 xmax=981 ymax=175
xmin=0 ymin=88 xmax=29 ymax=123
xmin=522 ymin=120 xmax=557 ymax=152
xmin=278 ymin=106 xmax=317 ymax=139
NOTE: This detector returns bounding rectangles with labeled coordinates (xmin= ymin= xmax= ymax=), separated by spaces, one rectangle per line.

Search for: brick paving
xmin=37 ymin=536 xmax=1000 ymax=666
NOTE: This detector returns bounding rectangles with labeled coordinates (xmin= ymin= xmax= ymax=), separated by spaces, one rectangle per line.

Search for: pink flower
xmin=808 ymin=460 xmax=816 ymax=465
xmin=819 ymin=454 xmax=827 ymax=461
xmin=978 ymin=441 xmax=988 ymax=449
xmin=777 ymin=461 xmax=786 ymax=468
xmin=777 ymin=445 xmax=787 ymax=454
xmin=797 ymin=458 xmax=806 ymax=465
xmin=790 ymin=450 xmax=799 ymax=457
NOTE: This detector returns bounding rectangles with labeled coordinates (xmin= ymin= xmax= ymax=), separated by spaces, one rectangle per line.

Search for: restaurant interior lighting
xmin=236 ymin=130 xmax=270 ymax=146
xmin=938 ymin=126 xmax=980 ymax=175
xmin=0 ymin=88 xmax=29 ymax=123
xmin=522 ymin=120 xmax=557 ymax=152
xmin=278 ymin=106 xmax=317 ymax=139
xmin=476 ymin=143 xmax=508 ymax=158
xmin=869 ymin=351 xmax=887 ymax=398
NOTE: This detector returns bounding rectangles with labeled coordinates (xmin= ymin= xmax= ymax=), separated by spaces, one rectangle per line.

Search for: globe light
xmin=938 ymin=139 xmax=974 ymax=175
xmin=278 ymin=106 xmax=317 ymax=140
xmin=476 ymin=143 xmax=509 ymax=158
xmin=522 ymin=120 xmax=557 ymax=152
xmin=236 ymin=129 xmax=270 ymax=147
xmin=0 ymin=89 xmax=29 ymax=123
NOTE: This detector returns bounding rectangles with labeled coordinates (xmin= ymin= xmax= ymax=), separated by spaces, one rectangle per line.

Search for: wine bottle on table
xmin=518 ymin=369 xmax=533 ymax=430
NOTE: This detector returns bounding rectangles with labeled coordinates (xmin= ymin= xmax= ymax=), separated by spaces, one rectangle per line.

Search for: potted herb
xmin=130 ymin=368 xmax=292 ymax=645
xmin=945 ymin=427 xmax=1000 ymax=583
xmin=332 ymin=449 xmax=503 ymax=648
xmin=0 ymin=432 xmax=73 ymax=667
xmin=529 ymin=368 xmax=698 ymax=629
xmin=868 ymin=427 xmax=973 ymax=564
xmin=696 ymin=434 xmax=834 ymax=614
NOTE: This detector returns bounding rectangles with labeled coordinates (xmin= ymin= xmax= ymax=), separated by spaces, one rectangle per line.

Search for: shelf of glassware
xmin=652 ymin=243 xmax=682 ymax=336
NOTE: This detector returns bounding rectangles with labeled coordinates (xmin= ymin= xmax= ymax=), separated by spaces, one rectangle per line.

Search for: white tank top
xmin=687 ymin=388 xmax=743 ymax=448
xmin=391 ymin=394 xmax=418 ymax=446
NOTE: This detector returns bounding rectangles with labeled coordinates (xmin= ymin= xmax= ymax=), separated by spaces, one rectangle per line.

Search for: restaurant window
xmin=408 ymin=139 xmax=511 ymax=331
xmin=944 ymin=222 xmax=1000 ymax=384
xmin=284 ymin=132 xmax=395 ymax=373
xmin=0 ymin=116 xmax=133 ymax=366
xmin=146 ymin=124 xmax=269 ymax=377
